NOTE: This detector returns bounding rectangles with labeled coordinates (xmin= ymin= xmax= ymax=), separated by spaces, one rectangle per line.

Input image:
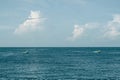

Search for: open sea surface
xmin=0 ymin=47 xmax=120 ymax=80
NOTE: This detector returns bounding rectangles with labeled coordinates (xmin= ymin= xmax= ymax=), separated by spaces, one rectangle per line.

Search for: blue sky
xmin=0 ymin=0 xmax=120 ymax=47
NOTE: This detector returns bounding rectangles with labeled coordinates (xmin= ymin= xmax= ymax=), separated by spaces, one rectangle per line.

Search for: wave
xmin=0 ymin=52 xmax=14 ymax=57
xmin=72 ymin=51 xmax=82 ymax=53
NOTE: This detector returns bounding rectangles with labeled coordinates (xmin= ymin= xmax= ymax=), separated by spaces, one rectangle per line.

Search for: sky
xmin=0 ymin=0 xmax=120 ymax=47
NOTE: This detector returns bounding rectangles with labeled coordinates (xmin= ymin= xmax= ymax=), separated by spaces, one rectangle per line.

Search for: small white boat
xmin=23 ymin=50 xmax=29 ymax=54
xmin=93 ymin=50 xmax=101 ymax=53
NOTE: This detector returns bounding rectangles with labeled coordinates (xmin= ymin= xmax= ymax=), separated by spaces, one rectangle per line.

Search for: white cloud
xmin=104 ymin=14 xmax=120 ymax=39
xmin=72 ymin=25 xmax=84 ymax=40
xmin=104 ymin=27 xmax=120 ymax=38
xmin=84 ymin=23 xmax=99 ymax=29
xmin=68 ymin=14 xmax=120 ymax=41
xmin=14 ymin=10 xmax=45 ymax=35
xmin=113 ymin=14 xmax=120 ymax=23
xmin=68 ymin=25 xmax=84 ymax=41
xmin=68 ymin=23 xmax=99 ymax=41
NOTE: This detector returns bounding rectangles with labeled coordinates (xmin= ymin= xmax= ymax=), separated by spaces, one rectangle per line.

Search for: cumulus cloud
xmin=104 ymin=27 xmax=120 ymax=38
xmin=68 ymin=25 xmax=84 ymax=41
xmin=112 ymin=14 xmax=120 ymax=23
xmin=68 ymin=14 xmax=120 ymax=41
xmin=14 ymin=10 xmax=45 ymax=35
xmin=104 ymin=14 xmax=120 ymax=39
xmin=68 ymin=23 xmax=99 ymax=41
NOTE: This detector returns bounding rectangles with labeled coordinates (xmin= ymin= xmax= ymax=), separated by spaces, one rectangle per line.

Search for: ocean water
xmin=0 ymin=47 xmax=120 ymax=80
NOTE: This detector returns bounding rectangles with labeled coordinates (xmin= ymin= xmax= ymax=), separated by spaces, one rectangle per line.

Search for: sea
xmin=0 ymin=47 xmax=120 ymax=80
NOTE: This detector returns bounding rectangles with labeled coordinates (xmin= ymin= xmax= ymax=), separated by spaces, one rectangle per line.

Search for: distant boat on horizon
xmin=93 ymin=50 xmax=101 ymax=53
xmin=23 ymin=50 xmax=29 ymax=54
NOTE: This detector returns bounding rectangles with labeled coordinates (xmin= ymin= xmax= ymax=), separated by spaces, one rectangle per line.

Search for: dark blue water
xmin=0 ymin=47 xmax=120 ymax=80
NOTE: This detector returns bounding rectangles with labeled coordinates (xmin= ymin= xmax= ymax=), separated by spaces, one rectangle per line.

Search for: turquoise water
xmin=0 ymin=47 xmax=120 ymax=80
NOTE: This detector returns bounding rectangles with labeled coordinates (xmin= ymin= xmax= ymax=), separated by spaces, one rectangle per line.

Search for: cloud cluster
xmin=14 ymin=10 xmax=120 ymax=41
xmin=104 ymin=14 xmax=120 ymax=39
xmin=69 ymin=14 xmax=120 ymax=41
xmin=69 ymin=23 xmax=99 ymax=41
xmin=14 ymin=11 xmax=45 ymax=35
xmin=70 ymin=25 xmax=84 ymax=41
